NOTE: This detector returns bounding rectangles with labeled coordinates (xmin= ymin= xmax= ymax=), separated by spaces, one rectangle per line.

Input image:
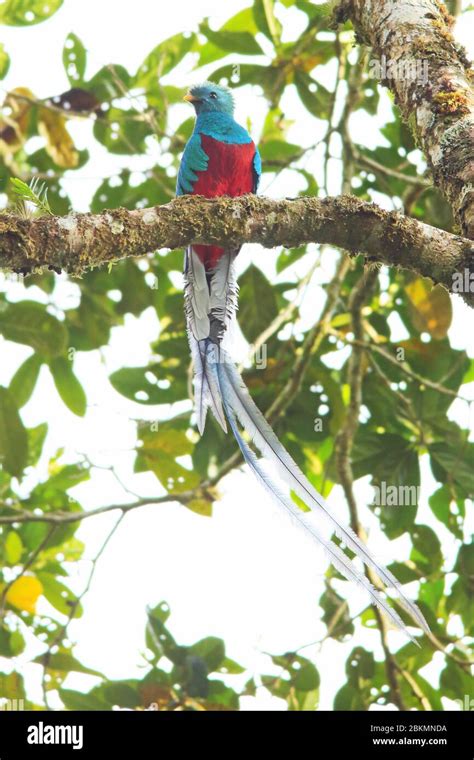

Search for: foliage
xmin=0 ymin=0 xmax=472 ymax=712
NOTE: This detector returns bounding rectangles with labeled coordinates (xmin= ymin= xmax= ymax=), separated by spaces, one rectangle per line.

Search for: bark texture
xmin=338 ymin=0 xmax=474 ymax=239
xmin=1 ymin=194 xmax=473 ymax=305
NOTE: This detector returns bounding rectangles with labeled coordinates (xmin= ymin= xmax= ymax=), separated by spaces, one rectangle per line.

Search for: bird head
xmin=183 ymin=81 xmax=234 ymax=116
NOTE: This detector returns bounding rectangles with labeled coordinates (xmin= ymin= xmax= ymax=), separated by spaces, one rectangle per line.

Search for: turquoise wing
xmin=252 ymin=146 xmax=262 ymax=192
xmin=176 ymin=132 xmax=209 ymax=196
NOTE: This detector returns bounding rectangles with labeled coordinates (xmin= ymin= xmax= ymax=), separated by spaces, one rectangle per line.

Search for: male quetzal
xmin=177 ymin=82 xmax=429 ymax=642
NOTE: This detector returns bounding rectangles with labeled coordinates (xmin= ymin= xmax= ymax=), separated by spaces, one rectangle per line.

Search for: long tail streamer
xmin=185 ymin=248 xmax=429 ymax=643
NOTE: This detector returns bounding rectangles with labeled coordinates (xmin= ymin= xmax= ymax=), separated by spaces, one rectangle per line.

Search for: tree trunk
xmin=338 ymin=0 xmax=474 ymax=238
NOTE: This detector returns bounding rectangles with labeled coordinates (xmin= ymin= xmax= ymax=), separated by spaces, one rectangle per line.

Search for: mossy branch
xmin=0 ymin=193 xmax=473 ymax=305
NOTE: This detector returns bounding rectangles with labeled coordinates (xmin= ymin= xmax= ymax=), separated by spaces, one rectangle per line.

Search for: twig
xmin=0 ymin=492 xmax=193 ymax=525
xmin=352 ymin=148 xmax=432 ymax=188
xmin=399 ymin=668 xmax=432 ymax=711
xmin=328 ymin=328 xmax=471 ymax=403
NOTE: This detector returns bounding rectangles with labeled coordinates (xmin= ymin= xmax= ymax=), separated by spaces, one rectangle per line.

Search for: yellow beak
xmin=183 ymin=93 xmax=199 ymax=102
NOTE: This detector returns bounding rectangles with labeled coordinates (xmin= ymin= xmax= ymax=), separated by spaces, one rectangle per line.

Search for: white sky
xmin=0 ymin=0 xmax=473 ymax=710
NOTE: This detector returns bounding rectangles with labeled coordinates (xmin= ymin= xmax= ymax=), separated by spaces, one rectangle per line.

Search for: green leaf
xmin=419 ymin=576 xmax=445 ymax=614
xmin=204 ymin=679 xmax=239 ymax=709
xmin=219 ymin=657 xmax=245 ymax=675
xmin=400 ymin=672 xmax=444 ymax=710
xmin=294 ymin=70 xmax=331 ymax=120
xmin=22 ymin=518 xmax=82 ymax=556
xmin=92 ymin=169 xmax=172 ymax=213
xmin=276 ymin=245 xmax=308 ymax=273
xmin=135 ymin=33 xmax=196 ymax=89
xmin=188 ymin=637 xmax=225 ymax=673
xmin=10 ymin=177 xmax=52 ymax=214
xmin=49 ymin=357 xmax=87 ymax=416
xmin=199 ymin=21 xmax=264 ymax=56
xmin=209 ymin=62 xmax=276 ymax=100
xmin=0 ymin=42 xmax=10 ymax=79
xmin=396 ymin=640 xmax=434 ymax=672
xmin=345 ymin=647 xmax=375 ymax=684
xmin=429 ymin=441 xmax=474 ymax=498
xmin=198 ymin=10 xmax=259 ymax=65
xmin=26 ymin=423 xmax=48 ymax=467
xmin=0 ymin=301 xmax=68 ymax=358
xmin=37 ymin=572 xmax=83 ymax=618
xmin=63 ymin=33 xmax=87 ymax=85
xmin=35 ymin=462 xmax=89 ymax=494
xmin=103 ymin=681 xmax=141 ymax=709
xmin=293 ymin=661 xmax=320 ymax=692
xmin=454 ymin=543 xmax=474 ymax=576
xmin=112 ymin=260 xmax=152 ymax=316
xmin=238 ymin=264 xmax=278 ymax=343
xmin=220 ymin=7 xmax=258 ymax=33
xmin=353 ymin=430 xmax=420 ymax=487
xmin=386 ymin=561 xmax=420 ymax=585
xmin=0 ymin=0 xmax=63 ymax=26
xmin=146 ymin=602 xmax=183 ymax=663
xmin=462 ymin=358 xmax=474 ymax=384
xmin=9 ymin=354 xmax=42 ymax=408
xmin=5 ymin=531 xmax=23 ymax=564
xmin=446 ymin=545 xmax=474 ymax=632
xmin=135 ymin=423 xmax=199 ymax=493
xmin=253 ymin=0 xmax=282 ymax=45
xmin=138 ymin=424 xmax=193 ymax=457
xmin=320 ymin=587 xmax=354 ymax=640
xmin=405 ymin=278 xmax=452 ymax=340
xmin=35 ymin=650 xmax=102 ymax=677
xmin=353 ymin=429 xmax=420 ymax=536
xmin=334 ymin=684 xmax=370 ymax=709
xmin=148 ymin=601 xmax=171 ymax=625
xmin=0 ymin=387 xmax=28 ymax=478
xmin=440 ymin=658 xmax=473 ymax=702
xmin=9 ymin=630 xmax=25 ymax=656
xmin=109 ymin=366 xmax=176 ymax=405
xmin=67 ymin=290 xmax=116 ymax=351
xmin=86 ymin=63 xmax=131 ymax=103
xmin=259 ymin=138 xmax=303 ymax=167
xmin=0 ymin=671 xmax=26 ymax=701
xmin=291 ymin=687 xmax=319 ymax=710
xmin=93 ymin=107 xmax=152 ymax=155
xmin=429 ymin=485 xmax=464 ymax=539
xmin=184 ymin=498 xmax=213 ymax=517
xmin=410 ymin=525 xmax=443 ymax=575
xmin=59 ymin=688 xmax=110 ymax=710
xmin=447 ymin=576 xmax=474 ymax=632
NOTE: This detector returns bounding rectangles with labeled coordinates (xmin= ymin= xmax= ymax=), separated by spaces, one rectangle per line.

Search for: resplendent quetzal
xmin=177 ymin=81 xmax=429 ymax=643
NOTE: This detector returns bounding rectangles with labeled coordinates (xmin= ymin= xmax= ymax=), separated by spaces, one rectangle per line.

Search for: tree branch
xmin=1 ymin=194 xmax=473 ymax=305
xmin=338 ymin=0 xmax=474 ymax=238
xmin=0 ymin=492 xmax=194 ymax=525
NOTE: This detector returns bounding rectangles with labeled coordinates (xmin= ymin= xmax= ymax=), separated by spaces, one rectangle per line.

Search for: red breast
xmin=192 ymin=134 xmax=257 ymax=268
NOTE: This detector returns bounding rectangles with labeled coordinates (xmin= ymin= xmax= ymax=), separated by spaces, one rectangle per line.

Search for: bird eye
xmin=209 ymin=92 xmax=217 ymax=99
